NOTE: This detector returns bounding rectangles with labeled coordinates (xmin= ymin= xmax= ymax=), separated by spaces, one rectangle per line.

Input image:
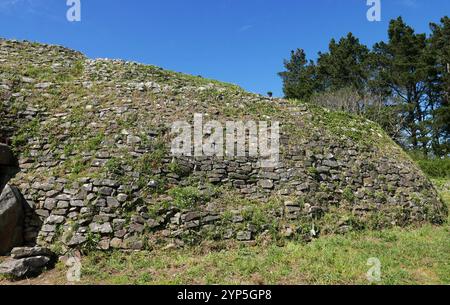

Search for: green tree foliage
xmin=278 ymin=49 xmax=318 ymax=100
xmin=429 ymin=17 xmax=450 ymax=156
xmin=279 ymin=16 xmax=449 ymax=157
xmin=371 ymin=17 xmax=431 ymax=151
xmin=317 ymin=33 xmax=370 ymax=94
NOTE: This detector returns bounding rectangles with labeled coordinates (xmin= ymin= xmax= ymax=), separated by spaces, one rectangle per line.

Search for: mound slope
xmin=0 ymin=39 xmax=446 ymax=251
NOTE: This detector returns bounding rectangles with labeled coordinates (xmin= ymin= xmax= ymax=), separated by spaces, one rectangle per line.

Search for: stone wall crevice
xmin=0 ymin=144 xmax=20 ymax=194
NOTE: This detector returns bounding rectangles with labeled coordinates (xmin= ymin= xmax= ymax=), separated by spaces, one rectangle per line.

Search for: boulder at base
xmin=0 ymin=256 xmax=50 ymax=279
xmin=0 ymin=185 xmax=24 ymax=255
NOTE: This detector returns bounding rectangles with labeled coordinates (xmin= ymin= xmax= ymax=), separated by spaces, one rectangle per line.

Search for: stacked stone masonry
xmin=0 ymin=39 xmax=447 ymax=252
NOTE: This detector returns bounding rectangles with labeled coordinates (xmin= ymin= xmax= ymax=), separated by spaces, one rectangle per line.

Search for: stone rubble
xmin=0 ymin=246 xmax=55 ymax=279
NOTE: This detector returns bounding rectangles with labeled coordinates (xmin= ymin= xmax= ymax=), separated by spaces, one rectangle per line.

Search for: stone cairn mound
xmin=0 ymin=39 xmax=447 ymax=254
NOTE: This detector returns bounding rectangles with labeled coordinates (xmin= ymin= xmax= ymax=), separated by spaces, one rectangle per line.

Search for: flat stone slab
xmin=11 ymin=247 xmax=54 ymax=259
xmin=0 ymin=256 xmax=50 ymax=279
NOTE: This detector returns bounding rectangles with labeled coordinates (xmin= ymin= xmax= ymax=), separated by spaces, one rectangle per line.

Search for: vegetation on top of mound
xmin=306 ymin=101 xmax=390 ymax=145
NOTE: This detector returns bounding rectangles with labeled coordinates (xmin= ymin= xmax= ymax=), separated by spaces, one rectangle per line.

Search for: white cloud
xmin=0 ymin=0 xmax=59 ymax=21
xmin=0 ymin=0 xmax=21 ymax=10
xmin=400 ymin=0 xmax=419 ymax=8
xmin=238 ymin=24 xmax=253 ymax=33
xmin=0 ymin=0 xmax=44 ymax=14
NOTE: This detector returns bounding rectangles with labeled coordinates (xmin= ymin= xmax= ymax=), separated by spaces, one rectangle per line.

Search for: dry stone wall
xmin=11 ymin=135 xmax=446 ymax=252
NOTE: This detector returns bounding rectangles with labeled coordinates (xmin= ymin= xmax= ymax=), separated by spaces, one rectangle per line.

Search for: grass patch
xmin=68 ymin=220 xmax=449 ymax=284
xmin=414 ymin=157 xmax=450 ymax=179
xmin=168 ymin=185 xmax=217 ymax=209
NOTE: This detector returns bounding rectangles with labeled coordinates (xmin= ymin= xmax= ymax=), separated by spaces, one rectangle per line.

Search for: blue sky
xmin=0 ymin=0 xmax=449 ymax=96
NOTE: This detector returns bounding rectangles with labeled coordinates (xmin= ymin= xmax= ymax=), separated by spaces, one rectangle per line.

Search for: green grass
xmin=168 ymin=185 xmax=218 ymax=210
xmin=415 ymin=158 xmax=450 ymax=179
xmin=35 ymin=178 xmax=447 ymax=285
xmin=76 ymin=225 xmax=449 ymax=285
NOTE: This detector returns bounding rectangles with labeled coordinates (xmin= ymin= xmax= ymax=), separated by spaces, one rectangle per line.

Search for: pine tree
xmin=316 ymin=33 xmax=370 ymax=95
xmin=429 ymin=17 xmax=450 ymax=156
xmin=278 ymin=49 xmax=318 ymax=100
xmin=278 ymin=17 xmax=448 ymax=156
xmin=371 ymin=17 xmax=430 ymax=152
